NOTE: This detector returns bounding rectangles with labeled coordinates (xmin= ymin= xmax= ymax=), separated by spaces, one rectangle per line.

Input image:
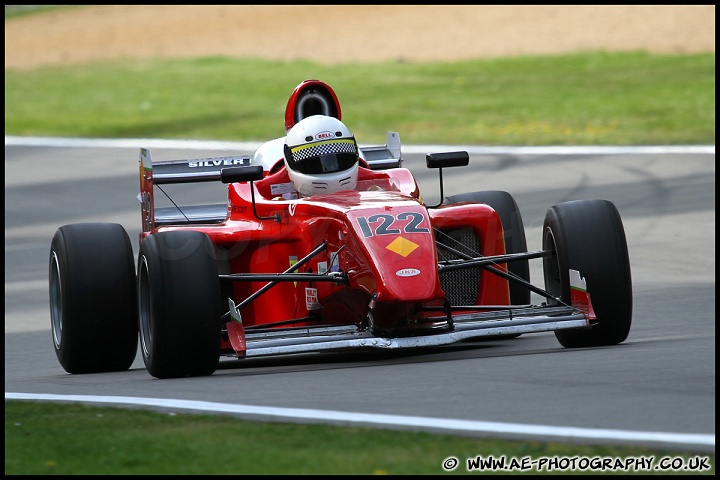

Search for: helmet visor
xmin=285 ymin=138 xmax=358 ymax=174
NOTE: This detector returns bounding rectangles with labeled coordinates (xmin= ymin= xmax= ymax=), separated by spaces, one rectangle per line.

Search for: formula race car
xmin=49 ymin=79 xmax=632 ymax=379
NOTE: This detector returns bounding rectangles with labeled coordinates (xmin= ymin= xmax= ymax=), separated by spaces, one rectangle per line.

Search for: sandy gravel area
xmin=4 ymin=5 xmax=715 ymax=70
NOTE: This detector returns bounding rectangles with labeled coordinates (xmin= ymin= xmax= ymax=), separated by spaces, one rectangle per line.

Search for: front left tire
xmin=138 ymin=231 xmax=221 ymax=379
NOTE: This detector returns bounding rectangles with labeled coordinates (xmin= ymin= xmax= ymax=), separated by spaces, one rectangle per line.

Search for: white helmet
xmin=283 ymin=115 xmax=359 ymax=197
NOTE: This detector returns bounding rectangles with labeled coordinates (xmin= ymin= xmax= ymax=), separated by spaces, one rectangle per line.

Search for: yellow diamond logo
xmin=386 ymin=236 xmax=419 ymax=257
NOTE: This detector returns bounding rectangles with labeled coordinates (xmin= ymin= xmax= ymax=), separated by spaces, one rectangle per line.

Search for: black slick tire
xmin=137 ymin=231 xmax=221 ymax=378
xmin=49 ymin=223 xmax=138 ymax=373
xmin=543 ymin=199 xmax=632 ymax=347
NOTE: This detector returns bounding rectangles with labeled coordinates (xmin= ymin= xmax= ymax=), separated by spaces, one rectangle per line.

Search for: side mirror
xmin=221 ymin=165 xmax=264 ymax=184
xmin=221 ymin=165 xmax=279 ymax=222
xmin=426 ymin=151 xmax=469 ymax=169
xmin=425 ymin=152 xmax=469 ymax=209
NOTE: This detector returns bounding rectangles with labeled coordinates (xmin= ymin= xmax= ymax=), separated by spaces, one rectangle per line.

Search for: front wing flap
xmin=226 ymin=301 xmax=592 ymax=359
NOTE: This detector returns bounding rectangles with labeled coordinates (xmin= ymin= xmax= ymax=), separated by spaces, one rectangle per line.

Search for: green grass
xmin=5 ymin=401 xmax=714 ymax=475
xmin=4 ymin=5 xmax=77 ymax=19
xmin=4 ymin=52 xmax=715 ymax=146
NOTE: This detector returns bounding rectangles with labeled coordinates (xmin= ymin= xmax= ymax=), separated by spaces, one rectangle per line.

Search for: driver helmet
xmin=283 ymin=115 xmax=359 ymax=197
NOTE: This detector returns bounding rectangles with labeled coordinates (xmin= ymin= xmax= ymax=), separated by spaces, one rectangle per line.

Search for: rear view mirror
xmin=425 ymin=151 xmax=470 ymax=209
xmin=221 ymin=165 xmax=264 ymax=184
xmin=426 ymin=151 xmax=469 ymax=169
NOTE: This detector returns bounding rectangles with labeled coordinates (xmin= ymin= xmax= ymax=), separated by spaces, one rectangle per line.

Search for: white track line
xmin=6 ymin=392 xmax=714 ymax=448
xmin=5 ymin=135 xmax=715 ymax=155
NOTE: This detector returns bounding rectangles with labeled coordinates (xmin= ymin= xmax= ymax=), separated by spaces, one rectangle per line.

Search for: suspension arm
xmin=437 ymin=249 xmax=549 ymax=270
xmin=227 ymin=241 xmax=328 ymax=312
xmin=220 ymin=272 xmax=347 ymax=284
xmin=437 ymin=244 xmax=557 ymax=301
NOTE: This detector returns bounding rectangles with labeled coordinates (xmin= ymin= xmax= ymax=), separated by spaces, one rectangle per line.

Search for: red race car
xmin=49 ymin=79 xmax=632 ymax=379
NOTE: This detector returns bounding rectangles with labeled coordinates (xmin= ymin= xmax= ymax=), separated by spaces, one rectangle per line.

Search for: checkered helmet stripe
xmin=290 ymin=138 xmax=357 ymax=162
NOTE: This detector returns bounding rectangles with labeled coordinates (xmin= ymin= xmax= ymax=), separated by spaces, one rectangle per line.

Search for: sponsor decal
xmin=386 ymin=236 xmax=420 ymax=257
xmin=271 ymin=182 xmax=296 ymax=195
xmin=329 ymin=251 xmax=340 ymax=272
xmin=188 ymin=158 xmax=249 ymax=168
xmin=271 ymin=182 xmax=299 ymax=200
xmin=289 ymin=256 xmax=298 ymax=286
xmin=305 ymin=287 xmax=321 ymax=310
xmin=138 ymin=191 xmax=153 ymax=231
xmin=396 ymin=268 xmax=421 ymax=277
xmin=315 ymin=131 xmax=334 ymax=140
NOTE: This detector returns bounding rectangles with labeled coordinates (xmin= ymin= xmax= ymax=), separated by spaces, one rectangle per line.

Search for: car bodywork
xmin=50 ymin=80 xmax=633 ymax=379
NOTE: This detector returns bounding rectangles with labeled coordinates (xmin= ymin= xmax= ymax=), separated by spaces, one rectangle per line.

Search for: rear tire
xmin=543 ymin=200 xmax=632 ymax=347
xmin=49 ymin=223 xmax=138 ymax=373
xmin=138 ymin=231 xmax=221 ymax=378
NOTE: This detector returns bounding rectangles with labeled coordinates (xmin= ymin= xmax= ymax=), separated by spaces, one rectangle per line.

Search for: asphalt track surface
xmin=4 ymin=137 xmax=715 ymax=454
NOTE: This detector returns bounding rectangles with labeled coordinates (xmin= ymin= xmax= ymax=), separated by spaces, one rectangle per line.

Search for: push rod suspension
xmin=436 ymin=242 xmax=557 ymax=301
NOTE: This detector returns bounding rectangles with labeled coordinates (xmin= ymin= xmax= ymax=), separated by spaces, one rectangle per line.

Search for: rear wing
xmin=138 ymin=148 xmax=251 ymax=237
xmin=360 ymin=131 xmax=403 ymax=170
xmin=138 ymin=132 xmax=403 ymax=237
xmin=140 ymin=130 xmax=402 ymax=186
xmin=140 ymin=150 xmax=253 ymax=185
